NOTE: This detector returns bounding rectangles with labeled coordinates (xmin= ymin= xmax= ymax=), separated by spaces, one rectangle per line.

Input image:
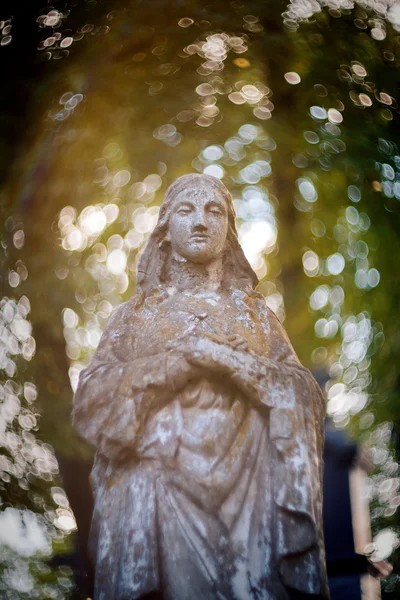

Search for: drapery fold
xmin=73 ymin=292 xmax=328 ymax=599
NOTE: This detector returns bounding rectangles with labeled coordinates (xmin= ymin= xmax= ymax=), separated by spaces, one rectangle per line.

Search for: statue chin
xmin=178 ymin=251 xmax=217 ymax=265
xmin=172 ymin=243 xmax=222 ymax=265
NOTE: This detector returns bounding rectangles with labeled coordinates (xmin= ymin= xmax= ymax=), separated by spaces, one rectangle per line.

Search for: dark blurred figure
xmin=315 ymin=371 xmax=391 ymax=600
xmin=323 ymin=418 xmax=369 ymax=599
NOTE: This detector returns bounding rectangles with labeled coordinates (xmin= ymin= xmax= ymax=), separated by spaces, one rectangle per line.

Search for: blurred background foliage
xmin=1 ymin=0 xmax=400 ymax=597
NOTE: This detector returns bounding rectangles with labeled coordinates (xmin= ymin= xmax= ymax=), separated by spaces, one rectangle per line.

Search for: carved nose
xmin=192 ymin=222 xmax=207 ymax=232
xmin=192 ymin=211 xmax=207 ymax=231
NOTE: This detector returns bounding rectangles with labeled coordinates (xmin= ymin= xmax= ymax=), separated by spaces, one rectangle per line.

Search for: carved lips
xmin=190 ymin=233 xmax=209 ymax=243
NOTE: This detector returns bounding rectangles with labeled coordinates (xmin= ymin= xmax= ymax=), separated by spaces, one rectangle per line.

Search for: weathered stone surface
xmin=73 ymin=174 xmax=329 ymax=599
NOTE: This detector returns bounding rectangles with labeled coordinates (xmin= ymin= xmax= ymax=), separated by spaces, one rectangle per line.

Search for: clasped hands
xmin=167 ymin=331 xmax=251 ymax=379
xmin=165 ymin=331 xmax=273 ymax=407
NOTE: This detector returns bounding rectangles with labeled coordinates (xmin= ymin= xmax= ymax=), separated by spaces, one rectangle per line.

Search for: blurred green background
xmin=1 ymin=0 xmax=400 ymax=597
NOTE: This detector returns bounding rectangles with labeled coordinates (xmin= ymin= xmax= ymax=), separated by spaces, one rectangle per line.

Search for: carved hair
xmin=137 ymin=173 xmax=258 ymax=293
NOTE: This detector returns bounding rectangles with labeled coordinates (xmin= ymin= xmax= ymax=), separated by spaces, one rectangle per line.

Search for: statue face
xmin=168 ymin=185 xmax=229 ymax=264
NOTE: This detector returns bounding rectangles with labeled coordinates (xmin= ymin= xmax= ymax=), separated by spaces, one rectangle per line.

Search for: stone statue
xmin=72 ymin=174 xmax=329 ymax=600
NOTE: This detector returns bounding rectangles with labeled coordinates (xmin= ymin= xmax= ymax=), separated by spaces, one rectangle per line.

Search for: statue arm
xmin=182 ymin=337 xmax=305 ymax=409
xmin=200 ymin=302 xmax=325 ymax=452
xmin=72 ymin=302 xmax=198 ymax=458
xmin=180 ymin=300 xmax=321 ymax=412
xmin=229 ymin=305 xmax=313 ymax=408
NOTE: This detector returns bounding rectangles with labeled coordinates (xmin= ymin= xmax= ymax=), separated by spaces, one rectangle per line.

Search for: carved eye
xmin=177 ymin=205 xmax=192 ymax=215
xmin=209 ymin=205 xmax=223 ymax=215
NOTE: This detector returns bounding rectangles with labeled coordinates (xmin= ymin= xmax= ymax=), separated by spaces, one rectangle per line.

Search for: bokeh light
xmin=1 ymin=0 xmax=400 ymax=596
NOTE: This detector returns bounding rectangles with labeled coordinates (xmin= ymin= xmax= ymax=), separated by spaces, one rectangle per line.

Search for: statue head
xmin=137 ymin=174 xmax=258 ymax=293
xmin=166 ymin=175 xmax=229 ymax=264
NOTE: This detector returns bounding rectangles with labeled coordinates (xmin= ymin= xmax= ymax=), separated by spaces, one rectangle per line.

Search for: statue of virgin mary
xmin=73 ymin=174 xmax=329 ymax=600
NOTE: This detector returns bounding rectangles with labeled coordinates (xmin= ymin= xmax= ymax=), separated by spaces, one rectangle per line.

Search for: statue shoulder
xmin=245 ymin=291 xmax=300 ymax=363
xmin=107 ymin=300 xmax=130 ymax=327
xmin=104 ymin=294 xmax=142 ymax=333
xmin=246 ymin=290 xmax=283 ymax=330
xmin=93 ymin=295 xmax=142 ymax=361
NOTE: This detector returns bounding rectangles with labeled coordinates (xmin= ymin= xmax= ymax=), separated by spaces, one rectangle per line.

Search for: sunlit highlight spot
xmin=228 ymin=91 xmax=246 ymax=105
xmin=284 ymin=71 xmax=301 ymax=85
xmin=304 ymin=131 xmax=319 ymax=144
xmin=298 ymin=178 xmax=318 ymax=202
xmin=178 ymin=18 xmax=194 ymax=28
xmin=55 ymin=512 xmax=77 ymax=533
xmin=253 ymin=107 xmax=271 ymax=120
xmin=351 ymin=63 xmax=367 ymax=77
xmin=233 ymin=58 xmax=250 ymax=68
xmin=203 ymin=165 xmax=224 ymax=178
xmin=327 ymin=108 xmax=343 ymax=123
xmin=310 ymin=285 xmax=330 ymax=310
xmin=239 ymin=221 xmax=277 ymax=265
xmin=327 ymin=253 xmax=345 ymax=275
xmin=371 ymin=27 xmax=386 ymax=41
xmin=113 ymin=170 xmax=131 ymax=188
xmin=302 ymin=251 xmax=319 ymax=277
xmin=310 ymin=106 xmax=327 ymax=120
xmin=359 ymin=94 xmax=372 ymax=107
xmin=202 ymin=145 xmax=224 ymax=161
xmin=241 ymin=85 xmax=263 ymax=103
xmin=371 ymin=529 xmax=399 ymax=561
xmin=60 ymin=37 xmax=73 ymax=49
xmin=80 ymin=206 xmax=107 ymax=235
xmin=348 ymin=185 xmax=361 ymax=202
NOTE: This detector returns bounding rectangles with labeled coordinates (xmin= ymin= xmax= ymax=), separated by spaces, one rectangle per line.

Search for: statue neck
xmin=167 ymin=252 xmax=224 ymax=292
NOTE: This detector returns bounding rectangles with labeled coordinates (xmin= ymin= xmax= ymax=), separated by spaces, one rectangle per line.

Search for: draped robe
xmin=73 ymin=287 xmax=329 ymax=600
